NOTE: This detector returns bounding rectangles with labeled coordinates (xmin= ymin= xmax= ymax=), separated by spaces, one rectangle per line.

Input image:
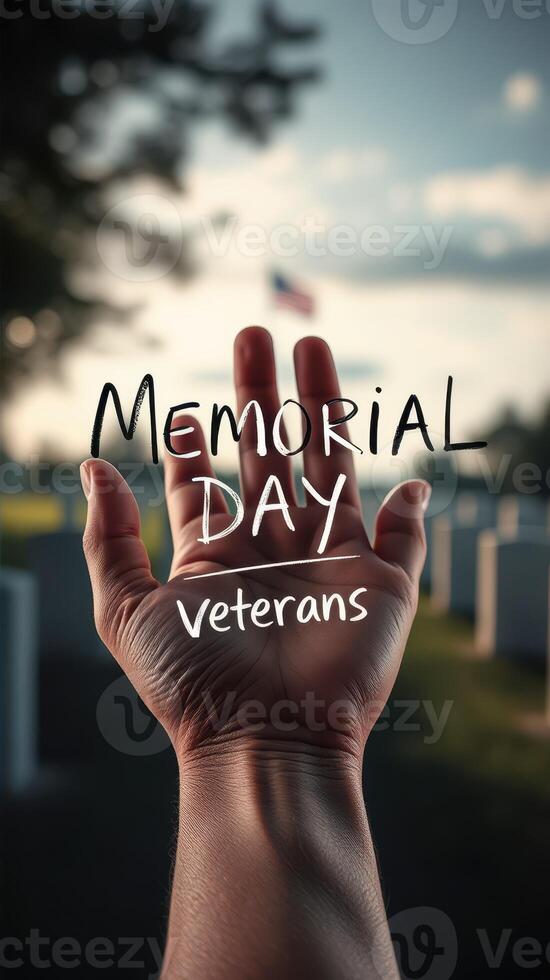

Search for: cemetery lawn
xmin=397 ymin=596 xmax=550 ymax=797
xmin=366 ymin=597 xmax=550 ymax=979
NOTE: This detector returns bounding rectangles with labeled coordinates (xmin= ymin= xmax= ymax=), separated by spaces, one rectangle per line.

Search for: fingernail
xmin=80 ymin=461 xmax=93 ymax=500
xmin=405 ymin=480 xmax=432 ymax=512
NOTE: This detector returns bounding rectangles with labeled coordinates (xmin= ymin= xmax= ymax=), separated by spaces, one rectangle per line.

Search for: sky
xmin=4 ymin=0 xmax=550 ymax=481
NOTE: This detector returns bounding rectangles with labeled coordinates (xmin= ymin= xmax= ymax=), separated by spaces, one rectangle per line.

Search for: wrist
xmin=177 ymin=736 xmax=364 ymax=785
xmin=176 ymin=738 xmax=367 ymax=848
xmin=164 ymin=741 xmax=398 ymax=980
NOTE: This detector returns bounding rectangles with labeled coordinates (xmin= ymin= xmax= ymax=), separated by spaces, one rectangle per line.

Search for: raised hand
xmin=81 ymin=326 xmax=430 ymax=762
xmin=81 ymin=325 xmax=430 ymax=980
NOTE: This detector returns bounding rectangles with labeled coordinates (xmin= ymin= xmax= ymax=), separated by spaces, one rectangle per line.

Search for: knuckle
xmin=82 ymin=526 xmax=99 ymax=561
xmin=390 ymin=563 xmax=419 ymax=614
xmin=410 ymin=520 xmax=427 ymax=550
xmin=93 ymin=593 xmax=114 ymax=646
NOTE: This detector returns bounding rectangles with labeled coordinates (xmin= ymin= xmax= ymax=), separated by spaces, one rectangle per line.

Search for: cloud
xmin=425 ymin=166 xmax=550 ymax=244
xmin=476 ymin=228 xmax=512 ymax=258
xmin=503 ymin=72 xmax=542 ymax=113
xmin=318 ymin=147 xmax=389 ymax=183
xmin=387 ymin=184 xmax=415 ymax=214
xmin=307 ymin=240 xmax=550 ymax=285
xmin=185 ymin=143 xmax=320 ymax=226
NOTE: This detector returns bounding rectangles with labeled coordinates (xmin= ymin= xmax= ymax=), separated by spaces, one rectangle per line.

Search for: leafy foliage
xmin=0 ymin=0 xmax=319 ymax=389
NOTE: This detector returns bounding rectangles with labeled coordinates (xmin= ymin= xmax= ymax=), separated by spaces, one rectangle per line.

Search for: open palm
xmin=82 ymin=327 xmax=429 ymax=762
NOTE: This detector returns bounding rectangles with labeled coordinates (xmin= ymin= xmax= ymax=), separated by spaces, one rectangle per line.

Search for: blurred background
xmin=1 ymin=1 xmax=550 ymax=977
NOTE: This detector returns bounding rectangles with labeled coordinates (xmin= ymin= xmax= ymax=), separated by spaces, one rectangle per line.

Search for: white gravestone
xmin=0 ymin=569 xmax=37 ymax=792
xmin=28 ymin=531 xmax=108 ymax=659
xmin=497 ymin=495 xmax=547 ymax=535
xmin=431 ymin=496 xmax=495 ymax=616
xmin=424 ymin=491 xmax=495 ymax=595
xmin=476 ymin=529 xmax=550 ymax=662
xmin=454 ymin=491 xmax=496 ymax=526
xmin=420 ymin=491 xmax=452 ymax=592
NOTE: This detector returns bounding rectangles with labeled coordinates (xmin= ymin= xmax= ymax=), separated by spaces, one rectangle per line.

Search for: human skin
xmin=81 ymin=326 xmax=430 ymax=980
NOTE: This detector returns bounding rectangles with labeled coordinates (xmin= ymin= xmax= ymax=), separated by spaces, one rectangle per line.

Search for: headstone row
xmin=426 ymin=492 xmax=550 ymax=665
xmin=2 ymin=489 xmax=550 ymax=795
xmin=0 ymin=569 xmax=37 ymax=793
xmin=1 ymin=529 xmax=109 ymax=794
xmin=476 ymin=530 xmax=550 ymax=662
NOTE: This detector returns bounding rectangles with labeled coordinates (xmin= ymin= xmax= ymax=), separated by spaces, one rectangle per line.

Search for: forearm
xmin=162 ymin=742 xmax=398 ymax=980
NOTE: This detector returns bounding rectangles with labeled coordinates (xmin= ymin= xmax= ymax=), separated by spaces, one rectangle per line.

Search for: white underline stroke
xmin=182 ymin=554 xmax=362 ymax=582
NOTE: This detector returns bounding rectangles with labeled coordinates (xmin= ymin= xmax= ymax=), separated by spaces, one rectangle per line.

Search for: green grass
xmin=366 ymin=599 xmax=550 ymax=976
xmin=399 ymin=597 xmax=549 ymax=799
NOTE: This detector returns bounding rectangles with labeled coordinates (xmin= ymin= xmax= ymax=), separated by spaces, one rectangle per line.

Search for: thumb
xmin=81 ymin=458 xmax=158 ymax=649
xmin=374 ymin=480 xmax=431 ymax=585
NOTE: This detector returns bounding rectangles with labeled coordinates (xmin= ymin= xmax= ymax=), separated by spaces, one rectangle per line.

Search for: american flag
xmin=271 ymin=271 xmax=315 ymax=317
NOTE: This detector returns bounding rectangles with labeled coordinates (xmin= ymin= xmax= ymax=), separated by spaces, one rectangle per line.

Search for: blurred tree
xmin=0 ymin=0 xmax=319 ymax=391
xmin=482 ymin=402 xmax=550 ymax=495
